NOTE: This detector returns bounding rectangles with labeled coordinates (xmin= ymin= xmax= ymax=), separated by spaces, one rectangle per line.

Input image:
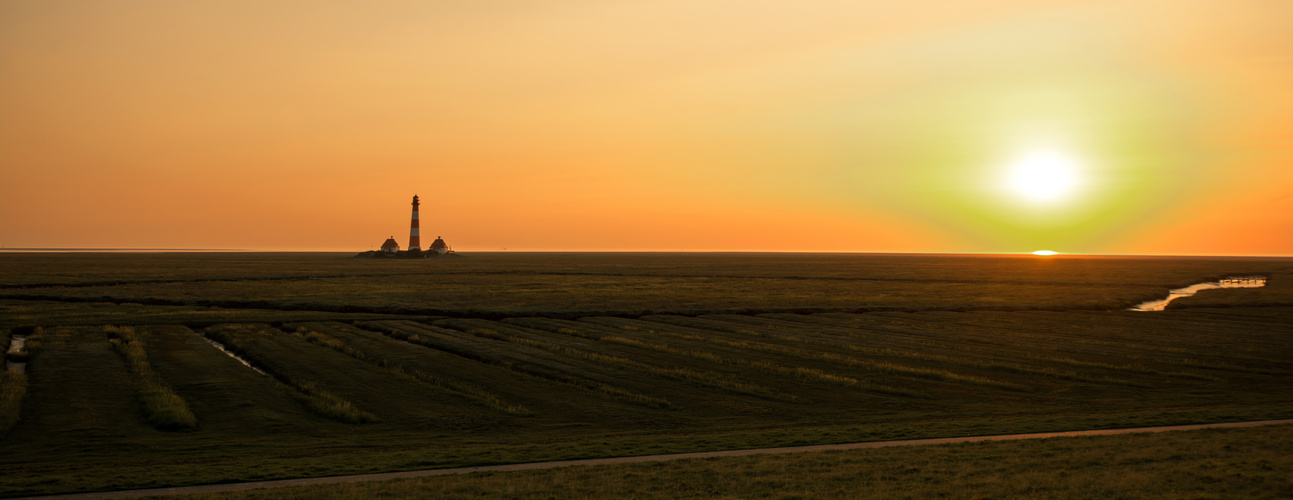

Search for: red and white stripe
xmin=408 ymin=195 xmax=422 ymax=251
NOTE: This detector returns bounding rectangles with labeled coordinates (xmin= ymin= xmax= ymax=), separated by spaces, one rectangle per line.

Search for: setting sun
xmin=1005 ymin=150 xmax=1082 ymax=204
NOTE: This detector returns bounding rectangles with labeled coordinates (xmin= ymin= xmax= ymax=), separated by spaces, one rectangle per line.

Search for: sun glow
xmin=1005 ymin=150 xmax=1081 ymax=204
xmin=1032 ymin=250 xmax=1059 ymax=256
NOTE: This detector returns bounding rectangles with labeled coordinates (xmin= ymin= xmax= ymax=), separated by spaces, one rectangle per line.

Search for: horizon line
xmin=1 ymin=248 xmax=1290 ymax=258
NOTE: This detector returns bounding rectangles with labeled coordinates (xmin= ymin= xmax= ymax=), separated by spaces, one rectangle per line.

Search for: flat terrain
xmin=4 ymin=252 xmax=1291 ymax=316
xmin=0 ymin=252 xmax=1289 ymax=497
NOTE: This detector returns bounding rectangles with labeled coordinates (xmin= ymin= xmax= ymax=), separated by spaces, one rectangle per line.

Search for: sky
xmin=1 ymin=0 xmax=1290 ymax=254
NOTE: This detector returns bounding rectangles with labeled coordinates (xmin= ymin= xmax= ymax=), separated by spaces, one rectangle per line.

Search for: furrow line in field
xmin=904 ymin=310 xmax=1255 ymax=355
xmin=1050 ymin=311 xmax=1293 ymax=354
xmin=502 ymin=317 xmax=914 ymax=397
xmin=908 ymin=311 xmax=1292 ymax=375
xmin=611 ymin=316 xmax=1032 ymax=391
xmin=743 ymin=313 xmax=1220 ymax=382
xmin=201 ymin=326 xmax=377 ymax=424
xmin=653 ymin=315 xmax=1039 ymax=386
xmin=290 ymin=322 xmax=537 ymax=416
xmin=814 ymin=311 xmax=1195 ymax=356
xmin=797 ymin=313 xmax=1240 ymax=379
xmin=358 ymin=321 xmax=670 ymax=407
xmin=282 ymin=325 xmax=533 ymax=416
xmin=433 ymin=319 xmax=801 ymax=402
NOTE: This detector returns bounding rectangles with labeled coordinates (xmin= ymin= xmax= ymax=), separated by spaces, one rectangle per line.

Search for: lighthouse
xmin=408 ymin=195 xmax=422 ymax=252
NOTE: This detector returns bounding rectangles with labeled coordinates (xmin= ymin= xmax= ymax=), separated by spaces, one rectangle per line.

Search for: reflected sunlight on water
xmin=1131 ymin=277 xmax=1267 ymax=311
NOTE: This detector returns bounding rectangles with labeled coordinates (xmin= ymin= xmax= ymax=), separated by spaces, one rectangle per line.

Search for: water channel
xmin=1130 ymin=277 xmax=1267 ymax=311
xmin=198 ymin=334 xmax=267 ymax=376
xmin=5 ymin=335 xmax=26 ymax=374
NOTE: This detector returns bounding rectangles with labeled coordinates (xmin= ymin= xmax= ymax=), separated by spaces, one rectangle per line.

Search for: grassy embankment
xmin=0 ymin=253 xmax=1288 ymax=496
xmin=105 ymin=325 xmax=198 ymax=431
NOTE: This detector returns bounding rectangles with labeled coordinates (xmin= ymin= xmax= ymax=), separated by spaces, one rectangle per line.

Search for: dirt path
xmin=13 ymin=419 xmax=1292 ymax=500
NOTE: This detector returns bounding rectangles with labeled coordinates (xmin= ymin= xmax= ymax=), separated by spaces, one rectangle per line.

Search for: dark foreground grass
xmin=161 ymin=424 xmax=1293 ymax=500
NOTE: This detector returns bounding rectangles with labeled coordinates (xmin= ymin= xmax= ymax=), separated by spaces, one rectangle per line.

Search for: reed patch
xmin=104 ymin=325 xmax=198 ymax=431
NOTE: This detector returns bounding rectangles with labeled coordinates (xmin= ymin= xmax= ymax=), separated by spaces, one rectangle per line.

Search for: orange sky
xmin=1 ymin=0 xmax=1290 ymax=254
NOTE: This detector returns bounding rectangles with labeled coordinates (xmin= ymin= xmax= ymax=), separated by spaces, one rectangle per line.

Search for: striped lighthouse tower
xmin=408 ymin=195 xmax=422 ymax=252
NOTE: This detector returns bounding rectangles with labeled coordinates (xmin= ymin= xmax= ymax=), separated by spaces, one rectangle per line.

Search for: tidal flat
xmin=0 ymin=252 xmax=1289 ymax=497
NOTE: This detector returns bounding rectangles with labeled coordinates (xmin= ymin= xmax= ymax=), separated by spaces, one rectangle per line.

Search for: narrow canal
xmin=1130 ymin=277 xmax=1267 ymax=311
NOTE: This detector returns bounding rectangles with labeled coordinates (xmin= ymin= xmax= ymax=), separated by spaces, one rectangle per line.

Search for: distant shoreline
xmin=0 ymin=248 xmax=249 ymax=252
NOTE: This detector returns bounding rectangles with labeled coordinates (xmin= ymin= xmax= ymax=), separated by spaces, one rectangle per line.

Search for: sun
xmin=1005 ymin=150 xmax=1081 ymax=204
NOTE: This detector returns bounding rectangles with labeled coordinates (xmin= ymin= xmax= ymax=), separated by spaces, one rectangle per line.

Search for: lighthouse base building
xmin=429 ymin=236 xmax=450 ymax=255
xmin=380 ymin=237 xmax=400 ymax=253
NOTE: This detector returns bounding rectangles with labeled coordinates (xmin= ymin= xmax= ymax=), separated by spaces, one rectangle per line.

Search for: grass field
xmin=4 ymin=252 xmax=1291 ymax=316
xmin=0 ymin=252 xmax=1289 ymax=497
xmin=160 ymin=424 xmax=1293 ymax=499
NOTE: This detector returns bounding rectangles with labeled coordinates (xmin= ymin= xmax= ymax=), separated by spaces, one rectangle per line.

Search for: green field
xmin=0 ymin=252 xmax=1289 ymax=497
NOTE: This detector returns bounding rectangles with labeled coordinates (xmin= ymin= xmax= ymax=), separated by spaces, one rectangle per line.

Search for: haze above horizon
xmin=1 ymin=1 xmax=1290 ymax=255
